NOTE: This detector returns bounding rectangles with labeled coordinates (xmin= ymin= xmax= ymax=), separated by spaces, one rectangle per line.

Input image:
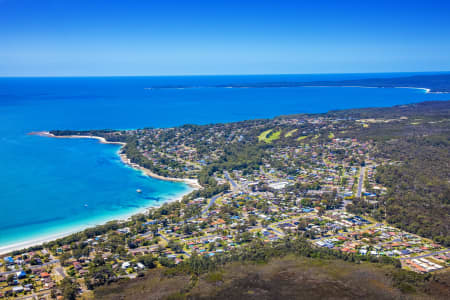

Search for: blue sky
xmin=1 ymin=0 xmax=450 ymax=76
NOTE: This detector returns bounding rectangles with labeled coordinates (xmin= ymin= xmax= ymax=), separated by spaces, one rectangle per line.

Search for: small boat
xmin=84 ymin=204 xmax=88 ymax=207
xmin=136 ymin=189 xmax=142 ymax=193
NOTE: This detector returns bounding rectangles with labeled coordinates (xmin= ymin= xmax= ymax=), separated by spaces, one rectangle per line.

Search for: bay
xmin=0 ymin=73 xmax=448 ymax=252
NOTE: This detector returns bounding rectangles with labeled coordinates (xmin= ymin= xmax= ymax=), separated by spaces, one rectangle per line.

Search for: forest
xmin=335 ymin=101 xmax=450 ymax=245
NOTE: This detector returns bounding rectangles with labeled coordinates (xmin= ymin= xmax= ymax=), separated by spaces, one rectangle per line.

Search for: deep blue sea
xmin=0 ymin=73 xmax=449 ymax=252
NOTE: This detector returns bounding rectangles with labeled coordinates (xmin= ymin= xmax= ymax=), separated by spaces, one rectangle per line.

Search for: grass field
xmin=258 ymin=129 xmax=273 ymax=142
xmin=285 ymin=129 xmax=298 ymax=137
xmin=258 ymin=129 xmax=281 ymax=143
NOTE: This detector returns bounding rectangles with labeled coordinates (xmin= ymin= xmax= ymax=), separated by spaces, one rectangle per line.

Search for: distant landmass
xmin=150 ymin=73 xmax=450 ymax=93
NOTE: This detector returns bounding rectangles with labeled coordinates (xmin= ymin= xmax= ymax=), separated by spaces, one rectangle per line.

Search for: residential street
xmin=357 ymin=166 xmax=365 ymax=198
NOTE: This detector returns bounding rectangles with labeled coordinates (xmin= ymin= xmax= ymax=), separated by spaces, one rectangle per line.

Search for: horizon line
xmin=1 ymin=70 xmax=449 ymax=79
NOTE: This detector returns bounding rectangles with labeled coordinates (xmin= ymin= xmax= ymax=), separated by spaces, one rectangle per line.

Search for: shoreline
xmin=394 ymin=86 xmax=431 ymax=93
xmin=0 ymin=192 xmax=189 ymax=255
xmin=0 ymin=232 xmax=78 ymax=256
xmin=0 ymin=185 xmax=190 ymax=255
xmin=301 ymin=85 xmax=435 ymax=94
xmin=118 ymin=152 xmax=201 ymax=188
xmin=29 ymin=131 xmax=127 ymax=146
xmin=145 ymin=85 xmax=448 ymax=94
xmin=0 ymin=132 xmax=201 ymax=255
xmin=28 ymin=131 xmax=201 ymax=189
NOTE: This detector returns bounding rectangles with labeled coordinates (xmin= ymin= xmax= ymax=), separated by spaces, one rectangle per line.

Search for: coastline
xmin=301 ymin=85 xmax=435 ymax=94
xmin=29 ymin=131 xmax=127 ymax=146
xmin=118 ymin=152 xmax=201 ymax=188
xmin=0 ymin=191 xmax=189 ymax=255
xmin=10 ymin=90 xmax=443 ymax=255
xmin=394 ymin=86 xmax=431 ymax=93
xmin=0 ymin=132 xmax=200 ymax=255
xmin=145 ymin=85 xmax=448 ymax=94
xmin=29 ymin=131 xmax=201 ymax=189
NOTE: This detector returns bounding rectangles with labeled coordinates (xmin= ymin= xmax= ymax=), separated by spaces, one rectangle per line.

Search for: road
xmin=314 ymin=223 xmax=384 ymax=242
xmin=183 ymin=234 xmax=221 ymax=243
xmin=356 ymin=166 xmax=365 ymax=198
xmin=55 ymin=266 xmax=66 ymax=278
xmin=399 ymin=249 xmax=450 ymax=260
xmin=183 ymin=194 xmax=222 ymax=223
xmin=201 ymin=194 xmax=221 ymax=215
xmin=249 ymin=214 xmax=321 ymax=237
xmin=16 ymin=290 xmax=51 ymax=300
xmin=224 ymin=171 xmax=238 ymax=190
xmin=0 ymin=259 xmax=59 ymax=276
xmin=144 ymin=152 xmax=201 ymax=169
xmin=249 ymin=224 xmax=286 ymax=238
xmin=267 ymin=226 xmax=285 ymax=237
xmin=158 ymin=232 xmax=191 ymax=257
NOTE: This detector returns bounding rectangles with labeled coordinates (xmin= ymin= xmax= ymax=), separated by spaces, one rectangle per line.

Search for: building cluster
xmin=1 ymin=115 xmax=448 ymax=299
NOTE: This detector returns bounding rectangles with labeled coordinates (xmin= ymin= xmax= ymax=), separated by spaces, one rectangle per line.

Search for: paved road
xmin=267 ymin=226 xmax=285 ymax=237
xmin=249 ymin=224 xmax=286 ymax=237
xmin=184 ymin=235 xmax=221 ymax=243
xmin=0 ymin=259 xmax=59 ymax=276
xmin=130 ymin=244 xmax=161 ymax=253
xmin=201 ymin=194 xmax=221 ymax=215
xmin=224 ymin=171 xmax=238 ymax=189
xmin=184 ymin=193 xmax=222 ymax=222
xmin=158 ymin=233 xmax=191 ymax=257
xmin=314 ymin=223 xmax=384 ymax=242
xmin=399 ymin=249 xmax=450 ymax=260
xmin=145 ymin=152 xmax=201 ymax=169
xmin=158 ymin=233 xmax=170 ymax=243
xmin=357 ymin=166 xmax=365 ymax=198
xmin=17 ymin=291 xmax=51 ymax=300
xmin=55 ymin=266 xmax=66 ymax=278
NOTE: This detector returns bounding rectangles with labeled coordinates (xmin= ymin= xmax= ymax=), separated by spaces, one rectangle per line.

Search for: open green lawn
xmin=328 ymin=132 xmax=335 ymax=139
xmin=285 ymin=129 xmax=298 ymax=137
xmin=258 ymin=129 xmax=281 ymax=143
xmin=258 ymin=129 xmax=273 ymax=142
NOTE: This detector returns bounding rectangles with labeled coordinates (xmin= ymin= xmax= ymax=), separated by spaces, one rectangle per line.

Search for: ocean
xmin=0 ymin=73 xmax=448 ymax=252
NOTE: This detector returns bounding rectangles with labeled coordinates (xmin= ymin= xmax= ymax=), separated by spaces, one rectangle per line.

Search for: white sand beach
xmin=0 ymin=132 xmax=201 ymax=255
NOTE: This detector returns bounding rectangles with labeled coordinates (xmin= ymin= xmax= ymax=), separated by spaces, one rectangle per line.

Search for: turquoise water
xmin=0 ymin=74 xmax=449 ymax=251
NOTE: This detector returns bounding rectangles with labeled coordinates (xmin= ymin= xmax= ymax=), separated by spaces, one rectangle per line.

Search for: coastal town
xmin=1 ymin=105 xmax=449 ymax=299
xmin=3 ymin=0 xmax=450 ymax=298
